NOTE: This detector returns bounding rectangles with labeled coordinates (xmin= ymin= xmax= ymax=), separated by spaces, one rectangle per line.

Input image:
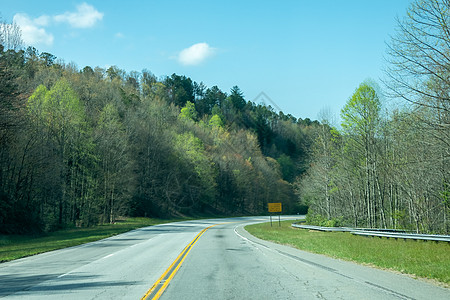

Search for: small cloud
xmin=54 ymin=2 xmax=103 ymax=28
xmin=34 ymin=15 xmax=51 ymax=27
xmin=178 ymin=42 xmax=216 ymax=66
xmin=13 ymin=13 xmax=54 ymax=46
xmin=115 ymin=32 xmax=124 ymax=38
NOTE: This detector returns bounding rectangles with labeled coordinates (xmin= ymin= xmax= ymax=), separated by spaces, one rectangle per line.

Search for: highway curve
xmin=0 ymin=216 xmax=448 ymax=299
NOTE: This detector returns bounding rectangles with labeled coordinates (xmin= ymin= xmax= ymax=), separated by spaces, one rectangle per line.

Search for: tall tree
xmin=0 ymin=44 xmax=20 ymax=142
xmin=96 ymin=103 xmax=131 ymax=224
xmin=141 ymin=69 xmax=157 ymax=98
xmin=386 ymin=0 xmax=450 ymax=232
xmin=341 ymin=82 xmax=381 ymax=227
xmin=0 ymin=20 xmax=23 ymax=51
xmin=196 ymin=85 xmax=226 ymax=115
xmin=28 ymin=79 xmax=89 ymax=226
xmin=385 ymin=0 xmax=450 ymax=176
xmin=179 ymin=101 xmax=198 ymax=121
xmin=163 ymin=73 xmax=194 ymax=107
xmin=228 ymin=85 xmax=246 ymax=110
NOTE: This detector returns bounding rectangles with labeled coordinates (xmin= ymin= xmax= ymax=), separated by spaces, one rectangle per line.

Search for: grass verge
xmin=0 ymin=217 xmax=182 ymax=263
xmin=245 ymin=220 xmax=450 ymax=285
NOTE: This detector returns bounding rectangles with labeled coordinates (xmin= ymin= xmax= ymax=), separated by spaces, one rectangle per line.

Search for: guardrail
xmin=291 ymin=223 xmax=450 ymax=243
xmin=351 ymin=231 xmax=450 ymax=242
xmin=291 ymin=224 xmax=352 ymax=232
xmin=290 ymin=224 xmax=409 ymax=233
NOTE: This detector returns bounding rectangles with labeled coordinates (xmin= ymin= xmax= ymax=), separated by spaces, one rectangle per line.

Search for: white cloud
xmin=54 ymin=3 xmax=103 ymax=28
xmin=13 ymin=13 xmax=54 ymax=47
xmin=178 ymin=43 xmax=216 ymax=66
xmin=33 ymin=15 xmax=51 ymax=27
xmin=11 ymin=3 xmax=103 ymax=48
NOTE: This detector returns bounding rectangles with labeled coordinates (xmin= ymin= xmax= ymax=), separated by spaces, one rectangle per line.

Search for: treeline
xmin=0 ymin=41 xmax=314 ymax=233
xmin=299 ymin=0 xmax=449 ymax=234
xmin=3 ymin=0 xmax=447 ymax=235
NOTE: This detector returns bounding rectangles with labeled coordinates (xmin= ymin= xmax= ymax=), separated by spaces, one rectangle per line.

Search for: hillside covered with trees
xmin=1 ymin=0 xmax=449 ymax=235
xmin=0 ymin=29 xmax=316 ymax=233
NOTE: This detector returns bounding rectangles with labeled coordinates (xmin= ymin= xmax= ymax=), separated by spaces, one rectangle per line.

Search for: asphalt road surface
xmin=0 ymin=216 xmax=448 ymax=299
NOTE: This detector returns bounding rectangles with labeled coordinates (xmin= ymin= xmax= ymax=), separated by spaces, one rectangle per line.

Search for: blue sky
xmin=0 ymin=0 xmax=412 ymax=121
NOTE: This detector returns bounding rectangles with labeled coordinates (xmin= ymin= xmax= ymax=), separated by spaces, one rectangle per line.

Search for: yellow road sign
xmin=268 ymin=202 xmax=282 ymax=213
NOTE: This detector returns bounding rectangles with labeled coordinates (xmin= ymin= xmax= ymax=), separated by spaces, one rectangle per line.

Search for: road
xmin=0 ymin=216 xmax=448 ymax=299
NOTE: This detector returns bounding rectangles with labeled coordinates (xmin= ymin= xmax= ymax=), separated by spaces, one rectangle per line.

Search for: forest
xmin=299 ymin=0 xmax=449 ymax=234
xmin=0 ymin=28 xmax=317 ymax=233
xmin=1 ymin=0 xmax=449 ymax=234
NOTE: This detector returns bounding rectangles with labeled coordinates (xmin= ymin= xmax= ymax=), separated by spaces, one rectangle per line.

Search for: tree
xmin=96 ymin=103 xmax=130 ymax=224
xmin=106 ymin=66 xmax=125 ymax=81
xmin=301 ymin=119 xmax=339 ymax=219
xmin=179 ymin=101 xmax=198 ymax=121
xmin=193 ymin=81 xmax=206 ymax=101
xmin=127 ymin=70 xmax=141 ymax=91
xmin=253 ymin=104 xmax=275 ymax=151
xmin=0 ymin=44 xmax=29 ymax=233
xmin=0 ymin=44 xmax=20 ymax=142
xmin=385 ymin=0 xmax=450 ymax=232
xmin=28 ymin=79 xmax=88 ymax=226
xmin=277 ymin=154 xmax=295 ymax=182
xmin=386 ymin=0 xmax=450 ymax=111
xmin=341 ymin=82 xmax=381 ymax=227
xmin=0 ymin=20 xmax=23 ymax=50
xmin=127 ymin=96 xmax=179 ymax=217
xmin=196 ymin=85 xmax=226 ymax=115
xmin=81 ymin=66 xmax=94 ymax=76
xmin=385 ymin=0 xmax=450 ymax=158
xmin=173 ymin=132 xmax=217 ymax=209
xmin=209 ymin=114 xmax=223 ymax=128
xmin=163 ymin=73 xmax=194 ymax=107
xmin=141 ymin=69 xmax=157 ymax=97
xmin=40 ymin=52 xmax=57 ymax=67
xmin=228 ymin=86 xmax=246 ymax=110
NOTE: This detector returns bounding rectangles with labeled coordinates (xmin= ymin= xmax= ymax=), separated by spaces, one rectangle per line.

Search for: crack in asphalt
xmin=275 ymin=250 xmax=338 ymax=273
xmin=364 ymin=281 xmax=416 ymax=300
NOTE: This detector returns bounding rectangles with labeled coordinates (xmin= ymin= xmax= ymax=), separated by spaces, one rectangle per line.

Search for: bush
xmin=306 ymin=213 xmax=344 ymax=227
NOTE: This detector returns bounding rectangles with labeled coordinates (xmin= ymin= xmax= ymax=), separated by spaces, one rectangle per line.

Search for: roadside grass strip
xmin=245 ymin=220 xmax=450 ymax=285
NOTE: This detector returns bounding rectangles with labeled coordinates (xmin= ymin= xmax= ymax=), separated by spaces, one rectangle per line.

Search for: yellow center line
xmin=140 ymin=223 xmax=222 ymax=300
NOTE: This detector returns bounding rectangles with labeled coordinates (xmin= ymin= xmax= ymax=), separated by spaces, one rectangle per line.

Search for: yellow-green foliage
xmin=209 ymin=114 xmax=223 ymax=128
xmin=178 ymin=101 xmax=197 ymax=121
xmin=174 ymin=132 xmax=217 ymax=200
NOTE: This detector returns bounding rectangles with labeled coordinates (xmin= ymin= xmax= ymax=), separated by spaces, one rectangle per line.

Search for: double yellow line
xmin=141 ymin=224 xmax=218 ymax=300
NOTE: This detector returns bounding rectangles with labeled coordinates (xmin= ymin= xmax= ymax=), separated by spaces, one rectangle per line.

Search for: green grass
xmin=0 ymin=217 xmax=182 ymax=263
xmin=246 ymin=220 xmax=450 ymax=285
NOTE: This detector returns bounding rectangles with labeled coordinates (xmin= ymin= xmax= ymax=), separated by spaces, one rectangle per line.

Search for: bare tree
xmin=385 ymin=0 xmax=450 ymax=233
xmin=385 ymin=0 xmax=450 ymax=109
xmin=385 ymin=0 xmax=450 ymax=150
xmin=0 ymin=20 xmax=23 ymax=50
